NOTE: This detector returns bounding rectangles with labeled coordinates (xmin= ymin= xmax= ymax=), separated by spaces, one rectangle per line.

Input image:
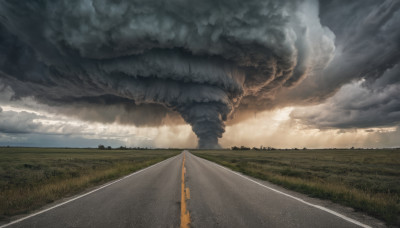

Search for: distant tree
xmin=240 ymin=146 xmax=250 ymax=150
xmin=98 ymin=144 xmax=105 ymax=150
xmin=231 ymin=146 xmax=239 ymax=150
xmin=107 ymin=146 xmax=112 ymax=150
xmin=350 ymin=146 xmax=355 ymax=150
xmin=303 ymin=147 xmax=307 ymax=150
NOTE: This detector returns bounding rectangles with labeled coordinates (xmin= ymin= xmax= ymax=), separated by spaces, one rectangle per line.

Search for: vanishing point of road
xmin=1 ymin=151 xmax=383 ymax=228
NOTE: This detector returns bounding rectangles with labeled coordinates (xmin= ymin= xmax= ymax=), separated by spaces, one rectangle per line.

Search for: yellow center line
xmin=185 ymin=188 xmax=190 ymax=200
xmin=180 ymin=152 xmax=190 ymax=228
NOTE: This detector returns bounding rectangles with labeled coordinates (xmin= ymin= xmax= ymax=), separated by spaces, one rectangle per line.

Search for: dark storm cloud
xmin=0 ymin=0 xmax=335 ymax=148
xmin=283 ymin=0 xmax=400 ymax=129
xmin=0 ymin=0 xmax=399 ymax=147
xmin=275 ymin=0 xmax=400 ymax=106
xmin=43 ymin=95 xmax=184 ymax=127
xmin=291 ymin=65 xmax=400 ymax=128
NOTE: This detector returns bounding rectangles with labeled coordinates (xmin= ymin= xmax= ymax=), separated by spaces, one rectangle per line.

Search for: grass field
xmin=0 ymin=147 xmax=180 ymax=221
xmin=192 ymin=149 xmax=400 ymax=226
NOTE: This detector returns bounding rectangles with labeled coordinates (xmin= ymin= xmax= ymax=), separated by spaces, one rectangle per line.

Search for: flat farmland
xmin=192 ymin=149 xmax=400 ymax=226
xmin=0 ymin=147 xmax=180 ymax=221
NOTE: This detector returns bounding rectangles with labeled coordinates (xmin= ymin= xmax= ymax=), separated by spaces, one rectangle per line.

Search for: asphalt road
xmin=2 ymin=151 xmax=380 ymax=228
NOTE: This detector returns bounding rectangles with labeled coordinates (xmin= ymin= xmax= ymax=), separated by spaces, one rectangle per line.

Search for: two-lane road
xmin=2 ymin=151 xmax=381 ymax=228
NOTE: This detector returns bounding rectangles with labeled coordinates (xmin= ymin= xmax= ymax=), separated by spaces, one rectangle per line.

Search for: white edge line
xmin=0 ymin=154 xmax=181 ymax=228
xmin=191 ymin=153 xmax=371 ymax=228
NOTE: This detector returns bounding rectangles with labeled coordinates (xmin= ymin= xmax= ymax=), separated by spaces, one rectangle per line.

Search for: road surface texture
xmin=1 ymin=151 xmax=384 ymax=228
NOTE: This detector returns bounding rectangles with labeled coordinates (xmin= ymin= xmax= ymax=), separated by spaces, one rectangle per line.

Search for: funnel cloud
xmin=0 ymin=0 xmax=399 ymax=148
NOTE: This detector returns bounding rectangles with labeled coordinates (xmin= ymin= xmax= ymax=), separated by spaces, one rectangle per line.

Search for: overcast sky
xmin=0 ymin=0 xmax=399 ymax=148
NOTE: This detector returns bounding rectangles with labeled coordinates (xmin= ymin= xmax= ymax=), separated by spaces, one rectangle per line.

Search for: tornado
xmin=0 ymin=0 xmax=336 ymax=148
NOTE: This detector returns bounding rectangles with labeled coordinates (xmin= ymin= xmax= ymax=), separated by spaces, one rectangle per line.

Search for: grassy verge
xmin=0 ymin=147 xmax=180 ymax=221
xmin=192 ymin=149 xmax=400 ymax=226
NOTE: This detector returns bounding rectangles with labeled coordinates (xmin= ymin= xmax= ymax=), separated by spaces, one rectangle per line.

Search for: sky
xmin=0 ymin=0 xmax=399 ymax=149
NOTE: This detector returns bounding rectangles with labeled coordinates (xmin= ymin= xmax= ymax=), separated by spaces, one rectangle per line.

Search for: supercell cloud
xmin=0 ymin=0 xmax=399 ymax=148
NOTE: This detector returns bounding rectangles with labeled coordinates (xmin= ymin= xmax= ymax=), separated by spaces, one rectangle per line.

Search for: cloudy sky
xmin=0 ymin=0 xmax=399 ymax=148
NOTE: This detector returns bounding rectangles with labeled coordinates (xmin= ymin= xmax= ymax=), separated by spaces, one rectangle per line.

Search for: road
xmin=2 ymin=151 xmax=380 ymax=228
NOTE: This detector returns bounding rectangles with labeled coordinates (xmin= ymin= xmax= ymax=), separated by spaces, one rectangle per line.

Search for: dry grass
xmin=192 ymin=149 xmax=400 ymax=226
xmin=0 ymin=147 xmax=180 ymax=221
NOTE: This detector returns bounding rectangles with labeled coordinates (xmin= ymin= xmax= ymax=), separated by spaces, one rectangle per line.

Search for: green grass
xmin=192 ymin=149 xmax=400 ymax=226
xmin=0 ymin=147 xmax=180 ymax=221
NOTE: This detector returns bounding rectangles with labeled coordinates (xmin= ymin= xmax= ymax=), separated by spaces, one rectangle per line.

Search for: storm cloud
xmin=0 ymin=106 xmax=43 ymax=133
xmin=283 ymin=0 xmax=400 ymax=130
xmin=0 ymin=0 xmax=399 ymax=148
xmin=275 ymin=0 xmax=400 ymax=106
xmin=291 ymin=65 xmax=400 ymax=129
